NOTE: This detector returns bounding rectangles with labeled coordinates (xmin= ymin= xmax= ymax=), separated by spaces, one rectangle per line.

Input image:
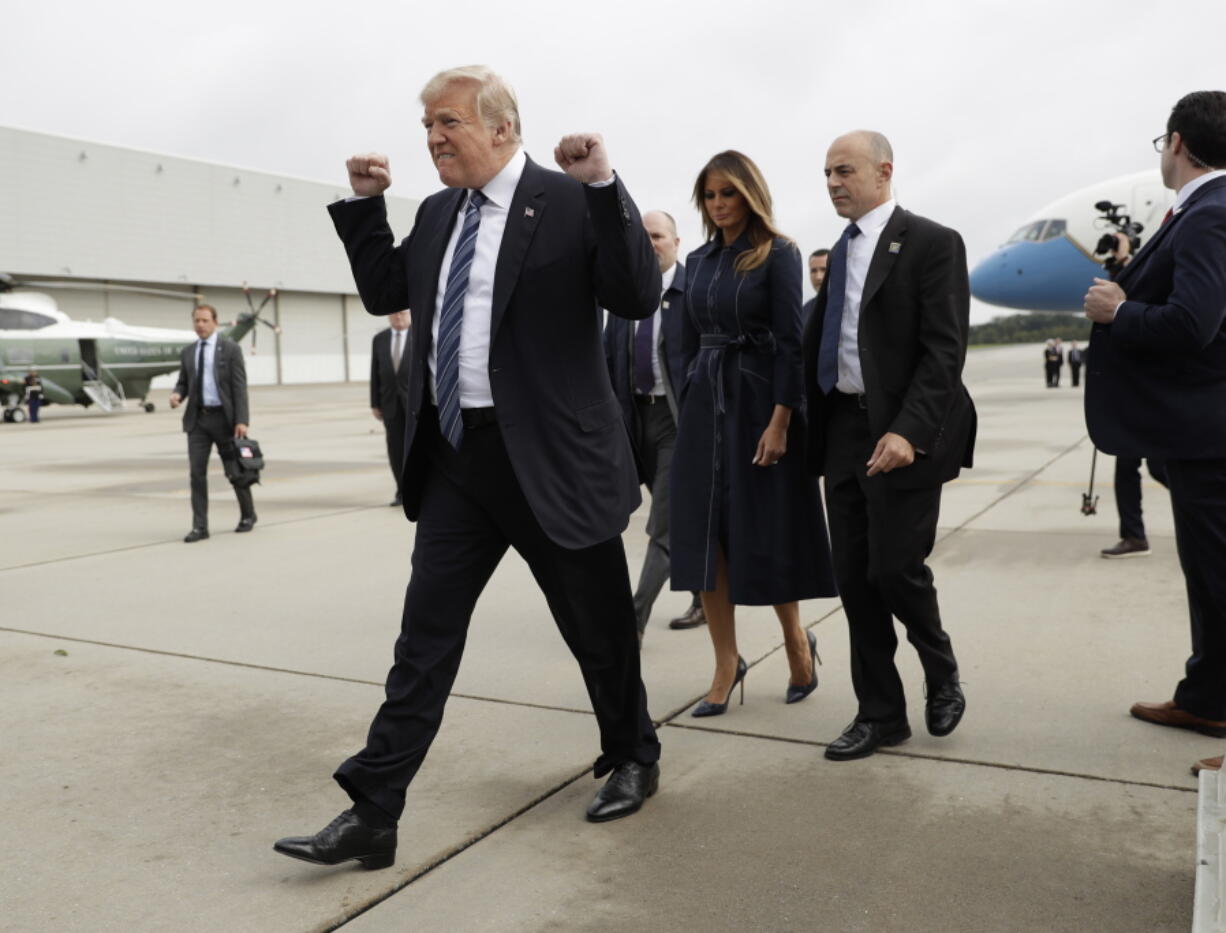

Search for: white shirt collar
xmin=660 ymin=263 xmax=677 ymax=292
xmin=1174 ymin=169 xmax=1226 ymax=211
xmin=476 ymin=148 xmax=526 ymax=209
xmin=202 ymin=331 xmax=218 ymax=347
xmin=853 ymin=198 xmax=897 ymax=236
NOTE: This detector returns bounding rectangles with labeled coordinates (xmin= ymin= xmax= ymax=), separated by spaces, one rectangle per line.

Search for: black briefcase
xmin=229 ymin=436 xmax=265 ymax=488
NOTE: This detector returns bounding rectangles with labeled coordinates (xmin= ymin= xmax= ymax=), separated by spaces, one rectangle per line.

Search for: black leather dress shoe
xmin=926 ymin=677 xmax=966 ymax=736
xmin=183 ymin=528 xmax=209 ymax=543
xmin=273 ymin=810 xmax=396 ymax=870
xmin=585 ymin=761 xmax=659 ymax=822
xmin=824 ymin=719 xmax=911 ymax=761
xmin=235 ymin=515 xmax=257 ymax=533
xmin=668 ymin=604 xmax=707 ymax=630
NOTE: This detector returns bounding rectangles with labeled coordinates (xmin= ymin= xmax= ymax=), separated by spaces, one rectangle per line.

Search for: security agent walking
xmin=370 ymin=310 xmax=412 ymax=506
xmin=275 ymin=66 xmax=662 ymax=872
xmin=604 ymin=210 xmax=702 ymax=641
xmin=803 ymin=131 xmax=976 ymax=761
xmin=169 ymin=304 xmax=255 ymax=542
xmin=1085 ymin=90 xmax=1226 ymax=748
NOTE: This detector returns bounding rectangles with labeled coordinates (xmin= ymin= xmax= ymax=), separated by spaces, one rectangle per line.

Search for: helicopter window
xmin=0 ymin=308 xmax=56 ymax=330
xmin=1041 ymin=219 xmax=1067 ymax=241
xmin=1007 ymin=221 xmax=1046 ymax=244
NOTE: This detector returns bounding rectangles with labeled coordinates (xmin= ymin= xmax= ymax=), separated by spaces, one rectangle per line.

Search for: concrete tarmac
xmin=0 ymin=344 xmax=1209 ymax=932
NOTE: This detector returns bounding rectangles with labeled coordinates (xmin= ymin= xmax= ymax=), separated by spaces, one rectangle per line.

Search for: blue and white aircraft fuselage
xmin=969 ymin=171 xmax=1174 ymax=312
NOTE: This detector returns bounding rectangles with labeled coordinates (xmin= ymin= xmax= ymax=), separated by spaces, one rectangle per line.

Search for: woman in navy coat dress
xmin=670 ymin=150 xmax=837 ymax=716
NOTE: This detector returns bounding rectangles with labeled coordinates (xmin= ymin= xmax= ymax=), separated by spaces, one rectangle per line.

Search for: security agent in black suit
xmin=275 ymin=66 xmax=662 ymax=871
xmin=1085 ymin=90 xmax=1226 ymax=743
xmin=169 ymin=304 xmax=254 ymax=542
xmin=800 ymin=247 xmax=829 ymax=329
xmin=603 ymin=210 xmax=701 ymax=641
xmin=803 ymin=131 xmax=976 ymax=761
xmin=370 ymin=310 xmax=412 ymax=506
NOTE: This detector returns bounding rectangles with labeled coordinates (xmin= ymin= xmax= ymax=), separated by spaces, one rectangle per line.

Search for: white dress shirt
xmin=391 ymin=327 xmax=407 ymax=372
xmin=1173 ymin=168 xmax=1226 ymax=212
xmin=428 ymin=149 xmax=527 ymax=408
xmin=836 ymin=198 xmax=897 ymax=395
xmin=198 ymin=332 xmax=221 ymax=407
xmin=639 ymin=263 xmax=676 ymax=397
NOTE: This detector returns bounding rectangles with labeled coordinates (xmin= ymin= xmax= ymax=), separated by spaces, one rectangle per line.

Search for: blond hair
xmin=421 ymin=65 xmax=522 ymax=143
xmin=692 ymin=151 xmax=791 ymax=274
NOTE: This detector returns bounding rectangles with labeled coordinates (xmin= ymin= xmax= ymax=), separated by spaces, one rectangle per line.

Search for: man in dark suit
xmin=802 ymin=130 xmax=976 ymax=760
xmin=275 ymin=66 xmax=662 ymax=871
xmin=603 ymin=210 xmax=701 ymax=641
xmin=800 ymin=248 xmax=830 ymax=329
xmin=169 ymin=304 xmax=254 ymax=542
xmin=370 ymin=310 xmax=412 ymax=506
xmin=1085 ymin=90 xmax=1226 ymax=747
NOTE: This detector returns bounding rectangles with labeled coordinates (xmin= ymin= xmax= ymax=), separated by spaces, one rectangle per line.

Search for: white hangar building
xmin=0 ymin=125 xmax=420 ymax=386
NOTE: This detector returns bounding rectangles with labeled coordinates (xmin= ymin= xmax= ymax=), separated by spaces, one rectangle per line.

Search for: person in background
xmin=604 ymin=210 xmax=701 ymax=643
xmin=801 ymin=248 xmax=830 ymax=328
xmin=371 ymin=310 xmax=412 ymax=506
xmin=24 ymin=368 xmax=43 ymax=423
xmin=169 ymin=304 xmax=255 ymax=543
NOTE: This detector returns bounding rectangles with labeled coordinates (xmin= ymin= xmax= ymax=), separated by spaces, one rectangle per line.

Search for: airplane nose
xmin=969 ymin=239 xmax=1105 ymax=312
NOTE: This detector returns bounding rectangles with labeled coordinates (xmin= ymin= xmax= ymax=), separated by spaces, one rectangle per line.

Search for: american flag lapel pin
xmin=888 ymin=241 xmax=902 ymax=254
xmin=524 ymin=207 xmax=535 ymax=218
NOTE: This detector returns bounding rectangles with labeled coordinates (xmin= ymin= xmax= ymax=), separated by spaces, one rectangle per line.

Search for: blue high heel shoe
xmin=692 ymin=656 xmax=748 ymax=717
xmin=785 ymin=630 xmax=821 ymax=704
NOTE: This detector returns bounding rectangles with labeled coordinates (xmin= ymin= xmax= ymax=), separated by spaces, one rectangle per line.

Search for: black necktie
xmin=634 ymin=315 xmax=655 ymax=394
xmin=817 ymin=223 xmax=862 ymax=394
xmin=195 ymin=340 xmax=206 ymax=408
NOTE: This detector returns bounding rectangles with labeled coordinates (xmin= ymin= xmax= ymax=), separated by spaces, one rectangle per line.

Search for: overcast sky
xmin=6 ymin=0 xmax=1226 ymax=322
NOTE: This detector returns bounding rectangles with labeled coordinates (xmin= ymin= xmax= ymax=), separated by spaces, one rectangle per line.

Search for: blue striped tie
xmin=817 ymin=222 xmax=860 ymax=394
xmin=436 ymin=190 xmax=488 ymax=449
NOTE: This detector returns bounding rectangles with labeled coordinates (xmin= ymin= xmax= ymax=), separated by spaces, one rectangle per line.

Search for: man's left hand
xmin=234 ymin=423 xmax=248 ymax=439
xmin=866 ymin=432 xmax=915 ymax=476
xmin=554 ymin=134 xmax=613 ymax=185
xmin=1085 ymin=278 xmax=1126 ymax=323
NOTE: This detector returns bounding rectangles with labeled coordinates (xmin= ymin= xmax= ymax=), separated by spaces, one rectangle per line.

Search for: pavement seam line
xmin=936 ymin=433 xmax=1092 ymax=544
xmin=0 ymin=504 xmax=388 ymax=573
xmin=663 ymin=721 xmax=1198 ymax=794
xmin=325 ymin=766 xmax=593 ymax=932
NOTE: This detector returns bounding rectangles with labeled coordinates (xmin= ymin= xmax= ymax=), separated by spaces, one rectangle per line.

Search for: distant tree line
xmin=969 ymin=313 xmax=1094 ymax=345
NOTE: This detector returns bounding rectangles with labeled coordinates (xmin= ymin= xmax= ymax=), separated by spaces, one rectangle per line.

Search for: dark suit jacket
xmin=173 ymin=336 xmax=249 ymax=432
xmin=1086 ymin=175 xmax=1226 ymax=459
xmin=802 ymin=206 xmax=976 ymax=488
xmin=604 ymin=261 xmax=688 ymax=425
xmin=370 ymin=326 xmax=411 ymax=418
xmin=329 ymin=156 xmax=661 ymax=549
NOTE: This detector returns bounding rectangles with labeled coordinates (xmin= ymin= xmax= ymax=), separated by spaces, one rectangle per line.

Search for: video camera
xmin=1092 ymin=201 xmax=1145 ymax=275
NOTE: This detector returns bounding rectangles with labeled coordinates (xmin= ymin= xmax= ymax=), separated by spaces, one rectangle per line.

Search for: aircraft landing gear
xmin=143 ymin=401 xmax=156 ymax=413
xmin=5 ymin=407 xmax=27 ymax=423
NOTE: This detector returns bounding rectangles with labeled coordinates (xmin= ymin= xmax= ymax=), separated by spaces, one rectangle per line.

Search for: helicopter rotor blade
xmin=3 ymin=277 xmax=203 ymax=301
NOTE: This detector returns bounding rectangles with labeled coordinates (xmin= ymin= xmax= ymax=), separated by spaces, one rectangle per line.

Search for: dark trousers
xmin=381 ymin=402 xmax=407 ymax=496
xmin=823 ymin=395 xmax=958 ymax=723
xmin=1045 ymin=362 xmax=1061 ymax=387
xmin=1070 ymin=363 xmax=1082 ymax=387
xmin=1114 ymin=457 xmax=1168 ymax=540
xmin=28 ymin=395 xmax=41 ymax=422
xmin=187 ymin=409 xmax=254 ymax=530
xmin=1165 ymin=458 xmax=1226 ymax=721
xmin=335 ymin=410 xmax=661 ymax=819
xmin=630 ymin=396 xmax=689 ymax=633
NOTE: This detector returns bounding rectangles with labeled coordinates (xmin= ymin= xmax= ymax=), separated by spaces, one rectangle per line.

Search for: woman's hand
xmin=753 ymin=405 xmax=792 ymax=466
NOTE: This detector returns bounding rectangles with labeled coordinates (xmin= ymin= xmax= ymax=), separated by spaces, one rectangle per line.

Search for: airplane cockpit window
xmin=1007 ymin=221 xmax=1047 ymax=244
xmin=0 ymin=308 xmax=56 ymax=330
xmin=1041 ymin=219 xmax=1067 ymax=240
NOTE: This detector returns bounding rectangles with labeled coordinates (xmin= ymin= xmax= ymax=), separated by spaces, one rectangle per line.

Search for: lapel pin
xmin=663 ymin=300 xmax=670 ymax=309
xmin=888 ymin=241 xmax=902 ymax=254
xmin=524 ymin=207 xmax=535 ymax=218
